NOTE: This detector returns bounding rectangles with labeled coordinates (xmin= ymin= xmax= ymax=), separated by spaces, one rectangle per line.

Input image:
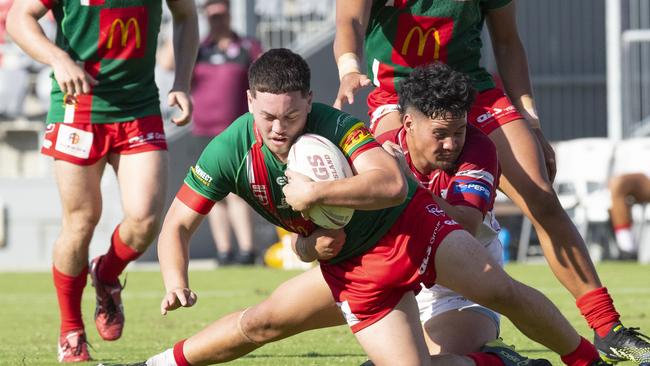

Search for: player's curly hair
xmin=398 ymin=62 xmax=476 ymax=120
xmin=249 ymin=48 xmax=311 ymax=97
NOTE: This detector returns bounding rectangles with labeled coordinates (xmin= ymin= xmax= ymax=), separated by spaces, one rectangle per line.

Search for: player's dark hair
xmin=398 ymin=62 xmax=476 ymax=120
xmin=249 ymin=48 xmax=311 ymax=97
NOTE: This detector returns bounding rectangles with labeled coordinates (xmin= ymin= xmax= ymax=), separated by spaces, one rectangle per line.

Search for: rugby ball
xmin=286 ymin=133 xmax=355 ymax=229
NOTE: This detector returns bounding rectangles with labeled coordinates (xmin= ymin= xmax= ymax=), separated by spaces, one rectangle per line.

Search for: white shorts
xmin=416 ymin=235 xmax=504 ymax=332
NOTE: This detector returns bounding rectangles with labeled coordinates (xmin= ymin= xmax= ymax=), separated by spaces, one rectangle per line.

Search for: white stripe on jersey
xmin=456 ymin=169 xmax=495 ymax=186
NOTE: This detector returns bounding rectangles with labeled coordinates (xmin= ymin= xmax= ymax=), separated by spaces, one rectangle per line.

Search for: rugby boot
xmin=90 ymin=255 xmax=125 ymax=341
xmin=594 ymin=322 xmax=650 ymax=364
xmin=480 ymin=338 xmax=553 ymax=366
xmin=58 ymin=329 xmax=91 ymax=362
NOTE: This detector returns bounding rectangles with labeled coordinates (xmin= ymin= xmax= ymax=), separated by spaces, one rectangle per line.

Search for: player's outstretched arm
xmin=157 ymin=198 xmax=205 ymax=315
xmin=332 ymin=0 xmax=373 ymax=109
xmin=166 ymin=0 xmax=199 ymax=126
xmin=7 ymin=0 xmax=97 ymax=96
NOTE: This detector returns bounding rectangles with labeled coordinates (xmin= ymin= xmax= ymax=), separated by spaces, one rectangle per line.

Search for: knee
xmin=240 ymin=304 xmax=287 ymax=344
xmin=123 ymin=214 xmax=161 ymax=243
xmin=609 ymin=175 xmax=633 ymax=197
xmin=62 ymin=211 xmax=101 ymax=239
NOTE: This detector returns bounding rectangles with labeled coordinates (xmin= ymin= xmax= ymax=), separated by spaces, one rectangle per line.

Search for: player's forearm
xmin=158 ymin=226 xmax=191 ymax=291
xmin=170 ymin=5 xmax=199 ymax=92
xmin=314 ymin=169 xmax=407 ymax=210
xmin=6 ymin=7 xmax=65 ymax=67
xmin=333 ymin=0 xmax=365 ymax=58
xmin=493 ymin=42 xmax=540 ymax=127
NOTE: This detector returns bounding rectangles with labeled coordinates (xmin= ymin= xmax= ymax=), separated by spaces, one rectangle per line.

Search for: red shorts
xmin=41 ymin=115 xmax=167 ymax=165
xmin=367 ymin=87 xmax=524 ymax=135
xmin=320 ymin=187 xmax=462 ymax=333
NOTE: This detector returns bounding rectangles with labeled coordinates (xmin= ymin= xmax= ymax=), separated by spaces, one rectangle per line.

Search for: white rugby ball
xmin=287 ymin=133 xmax=355 ymax=229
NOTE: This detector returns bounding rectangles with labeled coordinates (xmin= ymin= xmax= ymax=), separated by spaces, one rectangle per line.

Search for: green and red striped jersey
xmin=179 ymin=103 xmax=418 ymax=264
xmin=365 ymin=0 xmax=510 ymax=94
xmin=41 ymin=0 xmax=162 ymax=123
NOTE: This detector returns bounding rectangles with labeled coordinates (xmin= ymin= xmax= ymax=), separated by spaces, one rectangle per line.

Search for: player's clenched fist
xmin=160 ymin=287 xmax=198 ymax=315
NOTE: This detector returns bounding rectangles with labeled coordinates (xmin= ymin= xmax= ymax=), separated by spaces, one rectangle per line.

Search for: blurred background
xmin=1 ymin=0 xmax=649 ymax=271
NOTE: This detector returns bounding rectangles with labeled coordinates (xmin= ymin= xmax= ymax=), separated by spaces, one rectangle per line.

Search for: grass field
xmin=1 ymin=262 xmax=648 ymax=366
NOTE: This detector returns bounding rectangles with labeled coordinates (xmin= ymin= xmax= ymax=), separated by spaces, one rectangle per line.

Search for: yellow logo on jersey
xmin=339 ymin=122 xmax=373 ymax=157
xmin=107 ymin=17 xmax=141 ymax=49
xmin=401 ymin=25 xmax=440 ymax=59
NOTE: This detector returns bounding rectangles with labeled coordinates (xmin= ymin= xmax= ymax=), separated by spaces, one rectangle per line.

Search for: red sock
xmin=576 ymin=287 xmax=621 ymax=337
xmin=53 ymin=265 xmax=88 ymax=334
xmin=97 ymin=225 xmax=142 ymax=285
xmin=173 ymin=339 xmax=191 ymax=366
xmin=561 ymin=337 xmax=600 ymax=366
xmin=467 ymin=352 xmax=505 ymax=366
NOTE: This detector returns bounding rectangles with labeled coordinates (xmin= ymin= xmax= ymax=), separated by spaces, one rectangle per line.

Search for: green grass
xmin=1 ymin=263 xmax=648 ymax=365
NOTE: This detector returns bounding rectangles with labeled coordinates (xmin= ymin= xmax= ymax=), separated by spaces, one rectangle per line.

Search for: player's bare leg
xmin=356 ymin=293 xmax=462 ymax=366
xmin=488 ymin=121 xmax=650 ymax=364
xmin=53 ymin=159 xmax=107 ymax=274
xmin=423 ymin=308 xmax=497 ymax=355
xmin=609 ymin=173 xmax=650 ymax=257
xmin=489 ymin=119 xmax=600 ymax=297
xmin=435 ymin=230 xmax=599 ymax=364
xmin=111 ymin=150 xmax=168 ymax=253
xmin=225 ymin=194 xmax=255 ymax=263
xmin=53 ymin=158 xmax=107 ymax=361
xmin=181 ymin=266 xmax=344 ymax=364
xmin=207 ymin=200 xmax=234 ymax=263
xmin=90 ymin=150 xmax=168 ymax=341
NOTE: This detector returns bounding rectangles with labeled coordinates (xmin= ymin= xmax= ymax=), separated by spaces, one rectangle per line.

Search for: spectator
xmin=609 ymin=173 xmax=650 ymax=260
xmin=193 ymin=0 xmax=263 ymax=265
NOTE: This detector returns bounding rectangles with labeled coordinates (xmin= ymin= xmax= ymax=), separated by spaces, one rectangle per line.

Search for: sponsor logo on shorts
xmin=419 ymin=221 xmax=442 ymax=274
xmin=425 ymin=203 xmax=445 ymax=216
xmin=444 ymin=219 xmax=458 ymax=226
xmin=54 ymin=125 xmax=93 ymax=159
xmin=191 ymin=165 xmax=213 ymax=186
xmin=128 ymin=132 xmax=166 ymax=145
xmin=337 ymin=300 xmax=360 ymax=327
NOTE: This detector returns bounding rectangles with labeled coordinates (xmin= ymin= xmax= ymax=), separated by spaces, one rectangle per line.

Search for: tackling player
xmin=7 ymin=0 xmax=198 ymax=362
xmin=332 ymin=1 xmax=650 ymax=364
xmin=117 ymin=50 xmax=604 ymax=366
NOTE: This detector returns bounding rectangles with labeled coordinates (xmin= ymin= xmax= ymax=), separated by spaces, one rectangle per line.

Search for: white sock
xmin=146 ymin=348 xmax=177 ymax=366
xmin=615 ymin=227 xmax=637 ymax=253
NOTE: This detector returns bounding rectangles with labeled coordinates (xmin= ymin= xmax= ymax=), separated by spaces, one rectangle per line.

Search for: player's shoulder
xmin=307 ymin=103 xmax=362 ymax=130
xmin=375 ymin=128 xmax=400 ymax=144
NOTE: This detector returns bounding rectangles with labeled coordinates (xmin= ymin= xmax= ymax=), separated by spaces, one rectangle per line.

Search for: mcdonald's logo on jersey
xmin=98 ymin=7 xmax=148 ymax=60
xmin=391 ymin=14 xmax=453 ymax=67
